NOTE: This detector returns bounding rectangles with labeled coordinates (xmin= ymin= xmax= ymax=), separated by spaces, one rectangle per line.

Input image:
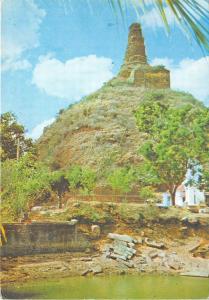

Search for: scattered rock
xmin=192 ymin=244 xmax=209 ymax=259
xmin=118 ymin=270 xmax=126 ymax=275
xmin=103 ymin=233 xmax=138 ymax=262
xmin=188 ymin=242 xmax=201 ymax=253
xmin=91 ymin=225 xmax=101 ymax=238
xmin=80 ymin=257 xmax=92 ymax=262
xmin=85 ymin=248 xmax=91 ymax=254
xmin=167 ymin=254 xmax=182 ymax=270
xmin=107 ymin=233 xmax=137 ymax=244
xmin=91 ymin=265 xmax=103 ymax=275
xmin=188 ymin=217 xmax=199 ymax=225
xmin=137 ymin=237 xmax=143 ymax=244
xmin=144 ymin=238 xmax=165 ymax=249
xmin=180 ymin=227 xmax=188 ymax=232
xmin=199 ymin=207 xmax=209 ymax=214
xmin=116 ymin=258 xmax=134 ymax=268
xmin=181 ymin=271 xmax=209 ymax=278
xmin=72 ymin=202 xmax=80 ymax=208
xmin=167 ymin=261 xmax=181 ymax=270
xmin=31 ymin=206 xmax=42 ymax=212
xmin=188 ymin=207 xmax=199 ymax=214
xmin=148 ymin=250 xmax=158 ymax=259
xmin=81 ymin=269 xmax=91 ymax=276
xmin=69 ymin=219 xmax=78 ymax=225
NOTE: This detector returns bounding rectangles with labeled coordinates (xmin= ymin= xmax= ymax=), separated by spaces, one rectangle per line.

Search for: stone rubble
xmin=144 ymin=238 xmax=165 ymax=249
xmin=104 ymin=234 xmax=138 ymax=262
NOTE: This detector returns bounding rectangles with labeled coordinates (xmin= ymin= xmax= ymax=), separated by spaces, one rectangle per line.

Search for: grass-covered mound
xmin=38 ymin=81 xmax=203 ymax=186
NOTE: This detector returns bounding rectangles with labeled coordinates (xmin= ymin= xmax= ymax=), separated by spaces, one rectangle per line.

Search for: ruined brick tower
xmin=118 ymin=23 xmax=170 ymax=89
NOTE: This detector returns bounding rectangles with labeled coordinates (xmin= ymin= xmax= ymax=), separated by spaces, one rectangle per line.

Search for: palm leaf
xmin=108 ymin=0 xmax=209 ymax=51
xmin=0 ymin=224 xmax=7 ymax=246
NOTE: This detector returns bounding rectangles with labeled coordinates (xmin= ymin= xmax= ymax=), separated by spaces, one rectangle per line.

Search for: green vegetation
xmin=66 ymin=166 xmax=96 ymax=195
xmin=139 ymin=186 xmax=156 ymax=201
xmin=1 ymin=156 xmax=97 ymax=220
xmin=1 ymin=154 xmax=51 ymax=219
xmin=0 ymin=112 xmax=35 ymax=161
xmin=2 ymin=87 xmax=208 ymax=221
xmin=107 ymin=168 xmax=134 ymax=195
xmin=135 ymin=100 xmax=209 ymax=205
xmin=50 ymin=172 xmax=69 ymax=208
xmin=37 ymin=85 xmax=202 ymax=180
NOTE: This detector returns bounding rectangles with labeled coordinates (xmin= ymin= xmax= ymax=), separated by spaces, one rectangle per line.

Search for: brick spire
xmin=124 ymin=23 xmax=147 ymax=65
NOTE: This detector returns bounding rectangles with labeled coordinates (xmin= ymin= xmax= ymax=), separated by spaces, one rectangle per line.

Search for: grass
xmin=37 ymin=82 xmax=204 ymax=187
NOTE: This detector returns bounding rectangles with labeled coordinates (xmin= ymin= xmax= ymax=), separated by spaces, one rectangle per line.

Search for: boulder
xmin=148 ymin=250 xmax=158 ymax=259
xmin=81 ymin=269 xmax=91 ymax=276
xmin=69 ymin=219 xmax=78 ymax=225
xmin=91 ymin=225 xmax=101 ymax=238
xmin=116 ymin=258 xmax=134 ymax=268
xmin=80 ymin=257 xmax=92 ymax=262
xmin=91 ymin=265 xmax=103 ymax=275
xmin=31 ymin=206 xmax=42 ymax=212
xmin=181 ymin=271 xmax=209 ymax=278
xmin=144 ymin=238 xmax=165 ymax=249
xmin=108 ymin=233 xmax=137 ymax=243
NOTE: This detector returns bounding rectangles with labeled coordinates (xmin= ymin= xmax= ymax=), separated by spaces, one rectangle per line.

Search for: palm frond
xmin=108 ymin=0 xmax=209 ymax=51
xmin=0 ymin=224 xmax=7 ymax=246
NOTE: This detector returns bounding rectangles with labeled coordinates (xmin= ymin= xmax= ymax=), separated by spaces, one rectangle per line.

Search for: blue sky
xmin=2 ymin=0 xmax=209 ymax=139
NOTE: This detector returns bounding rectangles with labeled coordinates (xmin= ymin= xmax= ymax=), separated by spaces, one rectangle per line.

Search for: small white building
xmin=175 ymin=184 xmax=205 ymax=207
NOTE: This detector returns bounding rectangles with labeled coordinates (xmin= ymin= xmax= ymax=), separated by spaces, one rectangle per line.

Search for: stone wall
xmin=118 ymin=65 xmax=170 ymax=89
xmin=135 ymin=69 xmax=170 ymax=89
xmin=0 ymin=222 xmax=91 ymax=257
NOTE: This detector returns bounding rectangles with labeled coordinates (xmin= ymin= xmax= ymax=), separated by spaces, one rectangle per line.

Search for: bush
xmin=66 ymin=165 xmax=96 ymax=194
xmin=139 ymin=186 xmax=156 ymax=200
xmin=1 ymin=154 xmax=52 ymax=218
xmin=107 ymin=167 xmax=135 ymax=194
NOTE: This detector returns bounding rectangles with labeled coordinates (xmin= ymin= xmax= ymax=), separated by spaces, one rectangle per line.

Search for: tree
xmin=0 ymin=112 xmax=35 ymax=161
xmin=66 ymin=166 xmax=96 ymax=195
xmin=50 ymin=172 xmax=69 ymax=208
xmin=107 ymin=167 xmax=134 ymax=196
xmin=1 ymin=154 xmax=51 ymax=219
xmin=135 ymin=101 xmax=209 ymax=205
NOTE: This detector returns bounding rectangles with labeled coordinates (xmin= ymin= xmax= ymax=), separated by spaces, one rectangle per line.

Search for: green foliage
xmin=135 ymin=101 xmax=209 ymax=204
xmin=80 ymin=168 xmax=96 ymax=194
xmin=0 ymin=112 xmax=35 ymax=161
xmin=139 ymin=186 xmax=156 ymax=200
xmin=107 ymin=167 xmax=134 ymax=194
xmin=49 ymin=171 xmax=69 ymax=208
xmin=66 ymin=166 xmax=96 ymax=194
xmin=66 ymin=166 xmax=82 ymax=189
xmin=133 ymin=163 xmax=161 ymax=187
xmin=108 ymin=0 xmax=209 ymax=51
xmin=1 ymin=154 xmax=51 ymax=218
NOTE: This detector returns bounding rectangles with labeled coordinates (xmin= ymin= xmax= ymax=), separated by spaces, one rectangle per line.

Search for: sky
xmin=1 ymin=0 xmax=209 ymax=139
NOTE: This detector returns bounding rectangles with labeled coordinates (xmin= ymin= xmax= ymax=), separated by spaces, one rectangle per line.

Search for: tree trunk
xmin=169 ymin=185 xmax=178 ymax=206
xmin=170 ymin=192 xmax=176 ymax=206
xmin=16 ymin=137 xmax=20 ymax=160
xmin=58 ymin=195 xmax=62 ymax=209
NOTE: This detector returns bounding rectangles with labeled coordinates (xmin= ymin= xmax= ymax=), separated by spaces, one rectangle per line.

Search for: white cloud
xmin=141 ymin=6 xmax=176 ymax=29
xmin=151 ymin=56 xmax=209 ymax=105
xmin=1 ymin=0 xmax=45 ymax=72
xmin=28 ymin=118 xmax=55 ymax=140
xmin=32 ymin=54 xmax=114 ymax=100
xmin=2 ymin=59 xmax=32 ymax=72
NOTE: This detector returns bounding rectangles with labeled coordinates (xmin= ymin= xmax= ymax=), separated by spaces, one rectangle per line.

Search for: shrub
xmin=139 ymin=186 xmax=156 ymax=200
xmin=66 ymin=166 xmax=96 ymax=194
xmin=1 ymin=154 xmax=52 ymax=218
xmin=107 ymin=167 xmax=135 ymax=194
